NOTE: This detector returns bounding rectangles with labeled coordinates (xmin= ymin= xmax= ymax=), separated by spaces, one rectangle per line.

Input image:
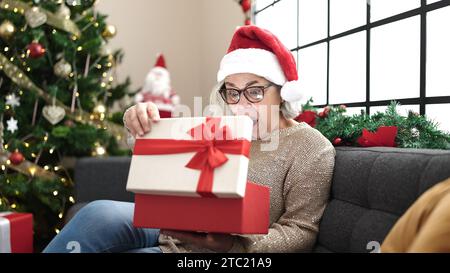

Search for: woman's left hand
xmin=160 ymin=229 xmax=235 ymax=252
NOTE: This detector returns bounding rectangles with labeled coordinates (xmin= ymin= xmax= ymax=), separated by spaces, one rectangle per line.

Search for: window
xmin=254 ymin=0 xmax=450 ymax=125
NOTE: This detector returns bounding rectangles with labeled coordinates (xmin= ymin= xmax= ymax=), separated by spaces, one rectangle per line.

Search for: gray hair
xmin=209 ymin=80 xmax=302 ymax=119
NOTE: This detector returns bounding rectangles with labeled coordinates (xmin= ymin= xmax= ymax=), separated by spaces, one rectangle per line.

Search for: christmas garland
xmin=1 ymin=0 xmax=81 ymax=37
xmin=295 ymin=100 xmax=450 ymax=150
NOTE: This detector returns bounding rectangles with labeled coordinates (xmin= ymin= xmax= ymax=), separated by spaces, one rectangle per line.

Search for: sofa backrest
xmin=313 ymin=146 xmax=450 ymax=253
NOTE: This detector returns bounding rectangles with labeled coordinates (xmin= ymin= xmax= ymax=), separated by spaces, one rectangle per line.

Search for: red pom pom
xmin=27 ymin=42 xmax=46 ymax=58
xmin=241 ymin=0 xmax=251 ymax=12
xmin=332 ymin=137 xmax=342 ymax=146
xmin=9 ymin=150 xmax=24 ymax=165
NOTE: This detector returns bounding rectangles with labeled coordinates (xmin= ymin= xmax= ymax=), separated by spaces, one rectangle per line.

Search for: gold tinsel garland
xmin=0 ymin=150 xmax=59 ymax=180
xmin=0 ymin=0 xmax=81 ymax=37
xmin=0 ymin=52 xmax=127 ymax=144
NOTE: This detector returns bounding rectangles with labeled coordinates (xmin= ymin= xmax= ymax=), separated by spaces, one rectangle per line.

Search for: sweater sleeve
xmin=228 ymin=145 xmax=335 ymax=253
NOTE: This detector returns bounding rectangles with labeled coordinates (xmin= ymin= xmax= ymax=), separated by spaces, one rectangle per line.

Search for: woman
xmin=43 ymin=25 xmax=335 ymax=253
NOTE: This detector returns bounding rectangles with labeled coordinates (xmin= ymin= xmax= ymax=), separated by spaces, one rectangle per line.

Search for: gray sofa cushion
xmin=70 ymin=146 xmax=450 ymax=253
xmin=313 ymin=147 xmax=450 ymax=253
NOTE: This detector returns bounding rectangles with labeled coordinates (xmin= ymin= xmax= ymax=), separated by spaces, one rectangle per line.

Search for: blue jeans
xmin=43 ymin=200 xmax=162 ymax=253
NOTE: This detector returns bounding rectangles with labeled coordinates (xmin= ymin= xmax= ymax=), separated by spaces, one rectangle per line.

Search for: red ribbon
xmin=133 ymin=117 xmax=251 ymax=198
xmin=357 ymin=126 xmax=398 ymax=147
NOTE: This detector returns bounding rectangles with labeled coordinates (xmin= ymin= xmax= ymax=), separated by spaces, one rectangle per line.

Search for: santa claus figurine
xmin=134 ymin=53 xmax=180 ymax=118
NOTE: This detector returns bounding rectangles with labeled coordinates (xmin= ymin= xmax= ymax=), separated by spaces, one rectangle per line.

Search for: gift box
xmin=127 ymin=116 xmax=270 ymax=234
xmin=0 ymin=212 xmax=33 ymax=253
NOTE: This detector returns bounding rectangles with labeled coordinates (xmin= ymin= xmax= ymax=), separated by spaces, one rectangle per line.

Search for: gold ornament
xmin=25 ymin=6 xmax=48 ymax=28
xmin=53 ymin=58 xmax=72 ymax=78
xmin=42 ymin=105 xmax=65 ymax=125
xmin=91 ymin=103 xmax=106 ymax=121
xmin=0 ymin=20 xmax=16 ymax=40
xmin=102 ymin=24 xmax=117 ymax=39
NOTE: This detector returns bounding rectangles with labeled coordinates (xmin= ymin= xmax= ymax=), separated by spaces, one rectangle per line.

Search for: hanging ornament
xmin=25 ymin=7 xmax=48 ymax=28
xmin=9 ymin=150 xmax=24 ymax=165
xmin=5 ymin=94 xmax=21 ymax=108
xmin=332 ymin=137 xmax=343 ymax=146
xmin=55 ymin=3 xmax=71 ymax=20
xmin=241 ymin=0 xmax=251 ymax=12
xmin=27 ymin=41 xmax=46 ymax=58
xmin=6 ymin=117 xmax=18 ymax=133
xmin=91 ymin=103 xmax=106 ymax=121
xmin=102 ymin=25 xmax=117 ymax=39
xmin=0 ymin=20 xmax=16 ymax=40
xmin=42 ymin=105 xmax=66 ymax=125
xmin=54 ymin=58 xmax=72 ymax=78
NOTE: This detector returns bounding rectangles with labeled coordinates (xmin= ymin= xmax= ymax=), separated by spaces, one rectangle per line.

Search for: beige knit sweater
xmin=128 ymin=122 xmax=336 ymax=253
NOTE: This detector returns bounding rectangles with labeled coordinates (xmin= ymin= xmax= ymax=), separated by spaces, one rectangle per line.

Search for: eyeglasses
xmin=219 ymin=83 xmax=272 ymax=104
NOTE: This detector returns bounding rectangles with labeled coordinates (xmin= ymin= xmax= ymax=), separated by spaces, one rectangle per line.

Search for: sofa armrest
xmin=73 ymin=156 xmax=134 ymax=203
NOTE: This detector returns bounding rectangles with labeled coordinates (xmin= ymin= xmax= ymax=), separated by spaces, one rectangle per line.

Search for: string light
xmin=6 ymin=159 xmax=11 ymax=165
xmin=11 ymin=203 xmax=16 ymax=209
xmin=77 ymin=46 xmax=83 ymax=51
xmin=69 ymin=196 xmax=75 ymax=203
xmin=54 ymin=166 xmax=59 ymax=171
xmin=53 ymin=190 xmax=58 ymax=196
xmin=44 ymin=165 xmax=49 ymax=170
xmin=1 ymin=165 xmax=5 ymax=171
xmin=58 ymin=212 xmax=63 ymax=219
xmin=49 ymin=147 xmax=54 ymax=154
xmin=24 ymin=142 xmax=29 ymax=148
xmin=28 ymin=166 xmax=36 ymax=176
xmin=55 ymin=228 xmax=60 ymax=234
xmin=4 ymin=47 xmax=9 ymax=52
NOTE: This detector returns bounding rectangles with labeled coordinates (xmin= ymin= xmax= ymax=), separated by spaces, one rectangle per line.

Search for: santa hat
xmin=154 ymin=53 xmax=167 ymax=69
xmin=217 ymin=25 xmax=302 ymax=103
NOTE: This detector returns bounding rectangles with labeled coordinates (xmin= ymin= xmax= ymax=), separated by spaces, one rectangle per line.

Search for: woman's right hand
xmin=123 ymin=102 xmax=160 ymax=137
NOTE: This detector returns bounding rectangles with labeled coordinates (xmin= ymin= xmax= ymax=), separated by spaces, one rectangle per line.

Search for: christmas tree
xmin=0 ymin=0 xmax=134 ymax=246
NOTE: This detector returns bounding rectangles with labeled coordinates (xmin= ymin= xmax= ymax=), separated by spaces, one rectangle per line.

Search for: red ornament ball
xmin=241 ymin=0 xmax=251 ymax=12
xmin=339 ymin=104 xmax=347 ymax=110
xmin=318 ymin=111 xmax=326 ymax=118
xmin=9 ymin=150 xmax=24 ymax=165
xmin=27 ymin=42 xmax=46 ymax=58
xmin=332 ymin=137 xmax=343 ymax=146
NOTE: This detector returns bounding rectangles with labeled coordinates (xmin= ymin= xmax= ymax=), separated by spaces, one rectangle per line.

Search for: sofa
xmin=66 ymin=146 xmax=450 ymax=253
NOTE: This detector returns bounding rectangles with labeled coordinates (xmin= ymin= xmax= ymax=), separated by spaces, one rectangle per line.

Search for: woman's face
xmin=223 ymin=73 xmax=283 ymax=139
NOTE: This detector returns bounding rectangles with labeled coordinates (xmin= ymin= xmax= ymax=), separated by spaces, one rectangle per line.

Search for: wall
xmin=96 ymin=0 xmax=243 ymax=113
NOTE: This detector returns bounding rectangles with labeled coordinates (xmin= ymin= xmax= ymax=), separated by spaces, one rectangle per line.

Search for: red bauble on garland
xmin=332 ymin=137 xmax=343 ymax=146
xmin=241 ymin=0 xmax=251 ymax=12
xmin=9 ymin=150 xmax=24 ymax=165
xmin=27 ymin=41 xmax=46 ymax=58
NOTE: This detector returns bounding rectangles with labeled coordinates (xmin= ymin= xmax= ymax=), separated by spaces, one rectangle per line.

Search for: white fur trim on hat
xmin=217 ymin=48 xmax=287 ymax=85
xmin=280 ymin=80 xmax=303 ymax=102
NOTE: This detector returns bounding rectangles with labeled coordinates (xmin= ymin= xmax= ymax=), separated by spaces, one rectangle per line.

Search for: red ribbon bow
xmin=133 ymin=117 xmax=250 ymax=197
xmin=357 ymin=126 xmax=398 ymax=147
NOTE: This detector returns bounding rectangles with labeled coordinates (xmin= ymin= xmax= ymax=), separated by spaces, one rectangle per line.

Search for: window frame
xmin=254 ymin=0 xmax=450 ymax=115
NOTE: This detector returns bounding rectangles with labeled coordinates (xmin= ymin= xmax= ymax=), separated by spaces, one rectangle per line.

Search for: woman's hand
xmin=160 ymin=229 xmax=235 ymax=252
xmin=123 ymin=102 xmax=160 ymax=137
